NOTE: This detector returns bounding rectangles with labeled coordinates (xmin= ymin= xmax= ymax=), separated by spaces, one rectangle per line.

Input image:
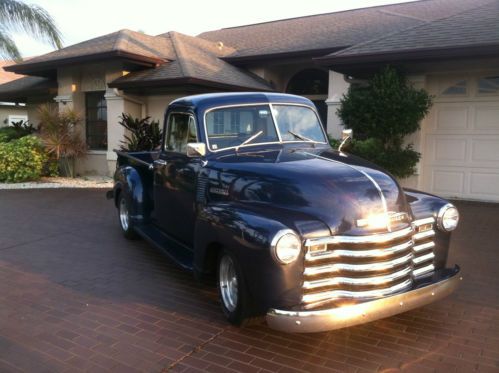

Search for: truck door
xmin=153 ymin=112 xmax=200 ymax=245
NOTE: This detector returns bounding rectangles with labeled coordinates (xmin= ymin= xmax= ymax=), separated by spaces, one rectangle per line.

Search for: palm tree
xmin=0 ymin=0 xmax=62 ymax=60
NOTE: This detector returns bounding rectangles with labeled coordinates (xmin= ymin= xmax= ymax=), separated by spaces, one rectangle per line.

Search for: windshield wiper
xmin=288 ymin=130 xmax=316 ymax=143
xmin=235 ymin=130 xmax=263 ymax=152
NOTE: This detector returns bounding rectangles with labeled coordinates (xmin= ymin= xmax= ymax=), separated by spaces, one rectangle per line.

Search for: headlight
xmin=437 ymin=204 xmax=459 ymax=232
xmin=271 ymin=230 xmax=301 ymax=264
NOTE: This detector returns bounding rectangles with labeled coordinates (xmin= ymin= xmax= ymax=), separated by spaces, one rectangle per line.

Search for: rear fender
xmin=113 ymin=166 xmax=150 ymax=224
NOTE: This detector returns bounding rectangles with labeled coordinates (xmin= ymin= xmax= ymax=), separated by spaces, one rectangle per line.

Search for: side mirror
xmin=338 ymin=129 xmax=353 ymax=152
xmin=342 ymin=129 xmax=353 ymax=141
xmin=187 ymin=142 xmax=206 ymax=157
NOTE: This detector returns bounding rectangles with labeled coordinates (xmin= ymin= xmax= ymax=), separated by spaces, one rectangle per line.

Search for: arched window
xmin=286 ymin=69 xmax=328 ymax=129
xmin=286 ymin=69 xmax=328 ymax=95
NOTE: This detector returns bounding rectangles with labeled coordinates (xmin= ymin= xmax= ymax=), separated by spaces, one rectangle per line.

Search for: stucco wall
xmin=0 ymin=105 xmax=28 ymax=127
xmin=146 ymin=95 xmax=182 ymax=124
xmin=326 ymin=71 xmax=350 ymax=139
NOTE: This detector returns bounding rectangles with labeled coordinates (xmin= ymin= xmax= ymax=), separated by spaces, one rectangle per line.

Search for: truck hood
xmin=207 ymin=145 xmax=412 ymax=236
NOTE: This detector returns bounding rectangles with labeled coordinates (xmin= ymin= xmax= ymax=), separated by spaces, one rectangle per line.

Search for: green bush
xmin=0 ymin=121 xmax=36 ymax=143
xmin=348 ymin=139 xmax=420 ymax=178
xmin=337 ymin=66 xmax=433 ymax=178
xmin=0 ymin=136 xmax=47 ymax=182
xmin=118 ymin=113 xmax=162 ymax=151
xmin=0 ymin=127 xmax=22 ymax=143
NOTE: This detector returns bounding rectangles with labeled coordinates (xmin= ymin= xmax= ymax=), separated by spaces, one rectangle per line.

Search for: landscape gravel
xmin=0 ymin=176 xmax=113 ymax=189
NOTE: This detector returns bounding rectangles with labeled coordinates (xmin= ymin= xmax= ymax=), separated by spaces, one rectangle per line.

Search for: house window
xmin=85 ymin=91 xmax=107 ymax=150
xmin=441 ymin=80 xmax=467 ymax=95
xmin=286 ymin=69 xmax=328 ymax=129
xmin=230 ymin=111 xmax=240 ymax=134
xmin=477 ymin=76 xmax=499 ymax=94
xmin=213 ymin=111 xmax=224 ymax=134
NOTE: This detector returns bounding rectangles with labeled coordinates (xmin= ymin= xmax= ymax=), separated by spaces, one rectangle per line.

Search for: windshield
xmin=272 ymin=105 xmax=327 ymax=143
xmin=205 ymin=105 xmax=279 ymax=151
xmin=205 ymin=104 xmax=326 ymax=151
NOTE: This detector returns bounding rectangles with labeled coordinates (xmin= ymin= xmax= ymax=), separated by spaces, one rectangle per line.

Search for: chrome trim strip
xmin=300 ymin=151 xmax=389 ymax=222
xmin=302 ymin=278 xmax=413 ymax=304
xmin=303 ymin=252 xmax=413 ymax=276
xmin=357 ymin=170 xmax=389 ymax=223
xmin=412 ymin=217 xmax=435 ymax=226
xmin=413 ymin=264 xmax=435 ymax=277
xmin=413 ymin=252 xmax=435 ymax=265
xmin=303 ymin=266 xmax=412 ymax=289
xmin=413 ymin=241 xmax=435 ymax=253
xmin=267 ymin=266 xmax=461 ymax=333
xmin=413 ymin=230 xmax=435 ymax=241
xmin=304 ymin=226 xmax=413 ymax=246
xmin=305 ymin=239 xmax=413 ymax=261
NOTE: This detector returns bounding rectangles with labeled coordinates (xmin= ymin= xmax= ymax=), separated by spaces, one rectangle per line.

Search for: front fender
xmin=113 ymin=166 xmax=151 ymax=224
xmin=194 ymin=203 xmax=328 ymax=313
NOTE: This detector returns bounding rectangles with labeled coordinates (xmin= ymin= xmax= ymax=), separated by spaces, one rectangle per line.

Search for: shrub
xmin=118 ymin=113 xmax=162 ymax=151
xmin=0 ymin=120 xmax=36 ymax=143
xmin=0 ymin=136 xmax=47 ymax=182
xmin=337 ymin=66 xmax=433 ymax=178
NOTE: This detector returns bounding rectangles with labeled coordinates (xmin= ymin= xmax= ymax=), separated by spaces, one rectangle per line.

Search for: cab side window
xmin=165 ymin=113 xmax=197 ymax=153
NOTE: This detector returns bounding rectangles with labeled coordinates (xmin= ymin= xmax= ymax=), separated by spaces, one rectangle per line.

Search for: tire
xmin=217 ymin=250 xmax=251 ymax=326
xmin=118 ymin=194 xmax=138 ymax=240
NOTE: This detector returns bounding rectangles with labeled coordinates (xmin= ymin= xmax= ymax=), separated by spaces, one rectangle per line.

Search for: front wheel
xmin=118 ymin=194 xmax=138 ymax=240
xmin=218 ymin=250 xmax=251 ymax=325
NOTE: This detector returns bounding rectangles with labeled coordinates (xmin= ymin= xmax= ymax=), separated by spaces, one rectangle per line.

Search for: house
xmin=0 ymin=61 xmax=29 ymax=127
xmin=0 ymin=0 xmax=497 ymax=202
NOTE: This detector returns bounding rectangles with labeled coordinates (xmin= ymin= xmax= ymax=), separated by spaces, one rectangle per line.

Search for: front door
xmin=154 ymin=112 xmax=200 ymax=245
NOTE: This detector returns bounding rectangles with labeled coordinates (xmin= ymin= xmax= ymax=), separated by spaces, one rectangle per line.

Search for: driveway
xmin=0 ymin=189 xmax=497 ymax=372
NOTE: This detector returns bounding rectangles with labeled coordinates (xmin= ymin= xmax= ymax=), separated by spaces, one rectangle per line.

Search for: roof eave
xmin=222 ymin=47 xmax=347 ymax=65
xmin=0 ymin=87 xmax=57 ymax=103
xmin=5 ymin=51 xmax=168 ymax=76
xmin=108 ymin=76 xmax=274 ymax=92
xmin=317 ymin=43 xmax=499 ymax=73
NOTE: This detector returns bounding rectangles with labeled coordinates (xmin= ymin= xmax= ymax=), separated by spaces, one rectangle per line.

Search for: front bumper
xmin=266 ymin=266 xmax=461 ymax=333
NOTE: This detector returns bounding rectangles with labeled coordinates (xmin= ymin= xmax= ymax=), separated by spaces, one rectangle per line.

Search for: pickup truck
xmin=108 ymin=92 xmax=461 ymax=333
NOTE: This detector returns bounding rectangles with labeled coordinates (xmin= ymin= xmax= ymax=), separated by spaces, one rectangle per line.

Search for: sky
xmin=13 ymin=0 xmax=414 ymax=57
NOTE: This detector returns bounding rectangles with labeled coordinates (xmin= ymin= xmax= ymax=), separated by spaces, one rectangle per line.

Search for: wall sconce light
xmin=71 ymin=84 xmax=77 ymax=92
xmin=122 ymin=71 xmax=130 ymax=76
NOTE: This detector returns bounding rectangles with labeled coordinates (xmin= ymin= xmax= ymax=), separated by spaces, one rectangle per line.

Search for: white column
xmin=325 ymin=71 xmax=350 ymax=139
xmin=105 ymin=89 xmax=144 ymax=175
xmin=399 ymin=74 xmax=427 ymax=189
xmin=104 ymin=90 xmax=126 ymax=174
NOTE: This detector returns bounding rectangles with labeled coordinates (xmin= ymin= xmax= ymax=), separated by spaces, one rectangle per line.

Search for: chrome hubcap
xmin=119 ymin=198 xmax=129 ymax=231
xmin=219 ymin=255 xmax=238 ymax=312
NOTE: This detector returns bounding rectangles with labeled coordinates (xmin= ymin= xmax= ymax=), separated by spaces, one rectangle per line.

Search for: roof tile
xmin=197 ymin=0 xmax=492 ymax=58
xmin=325 ymin=0 xmax=499 ymax=59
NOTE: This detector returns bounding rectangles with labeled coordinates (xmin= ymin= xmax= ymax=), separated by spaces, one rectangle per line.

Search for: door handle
xmin=154 ymin=159 xmax=168 ymax=167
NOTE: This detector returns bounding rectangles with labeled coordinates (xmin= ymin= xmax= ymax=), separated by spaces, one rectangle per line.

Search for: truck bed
xmin=116 ymin=150 xmax=158 ymax=169
xmin=115 ymin=150 xmax=158 ymax=207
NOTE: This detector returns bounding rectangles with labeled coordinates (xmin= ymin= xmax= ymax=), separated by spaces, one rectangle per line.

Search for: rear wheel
xmin=118 ymin=194 xmax=138 ymax=240
xmin=217 ymin=250 xmax=251 ymax=325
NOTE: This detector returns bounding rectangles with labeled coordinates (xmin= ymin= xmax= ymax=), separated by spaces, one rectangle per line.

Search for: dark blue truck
xmin=108 ymin=92 xmax=461 ymax=333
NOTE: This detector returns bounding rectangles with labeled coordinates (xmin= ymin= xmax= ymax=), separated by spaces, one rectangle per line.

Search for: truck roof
xmin=169 ymin=92 xmax=314 ymax=111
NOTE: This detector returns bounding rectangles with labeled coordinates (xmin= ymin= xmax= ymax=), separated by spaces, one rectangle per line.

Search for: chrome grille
xmin=412 ymin=217 xmax=436 ymax=278
xmin=302 ymin=218 xmax=436 ymax=309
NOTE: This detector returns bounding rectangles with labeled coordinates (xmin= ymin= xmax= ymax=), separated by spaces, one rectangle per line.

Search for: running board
xmin=133 ymin=224 xmax=194 ymax=271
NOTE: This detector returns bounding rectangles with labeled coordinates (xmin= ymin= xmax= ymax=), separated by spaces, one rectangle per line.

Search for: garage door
xmin=423 ymin=74 xmax=499 ymax=202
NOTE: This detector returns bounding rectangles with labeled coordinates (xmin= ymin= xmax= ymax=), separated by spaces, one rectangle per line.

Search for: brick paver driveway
xmin=0 ymin=189 xmax=497 ymax=373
